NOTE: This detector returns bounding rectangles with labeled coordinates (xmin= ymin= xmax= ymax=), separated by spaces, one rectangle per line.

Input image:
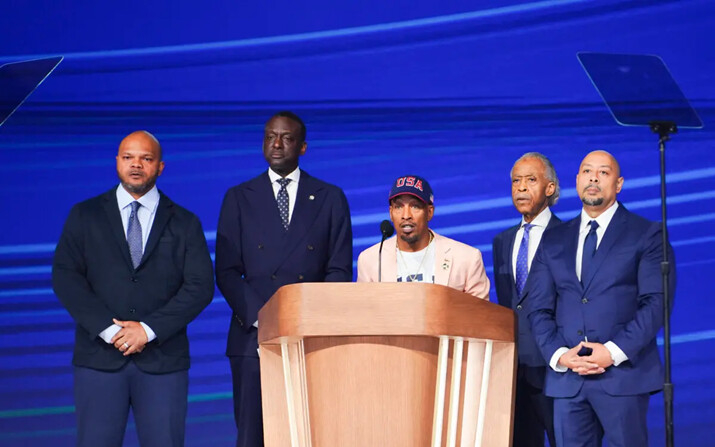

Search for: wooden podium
xmin=258 ymin=282 xmax=516 ymax=447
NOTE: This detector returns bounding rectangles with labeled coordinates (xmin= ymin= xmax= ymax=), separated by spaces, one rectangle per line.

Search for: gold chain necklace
xmin=397 ymin=231 xmax=434 ymax=282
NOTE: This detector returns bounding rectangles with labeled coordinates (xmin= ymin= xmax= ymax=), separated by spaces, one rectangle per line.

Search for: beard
xmin=582 ymin=196 xmax=604 ymax=207
xmin=581 ymin=184 xmax=603 ymax=207
xmin=400 ymin=233 xmax=420 ymax=245
xmin=121 ymin=175 xmax=157 ymax=197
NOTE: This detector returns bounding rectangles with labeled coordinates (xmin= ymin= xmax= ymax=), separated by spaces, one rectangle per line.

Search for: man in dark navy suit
xmin=493 ymin=152 xmax=559 ymax=447
xmin=52 ymin=131 xmax=215 ymax=447
xmin=527 ymin=150 xmax=672 ymax=447
xmin=215 ymin=111 xmax=353 ymax=447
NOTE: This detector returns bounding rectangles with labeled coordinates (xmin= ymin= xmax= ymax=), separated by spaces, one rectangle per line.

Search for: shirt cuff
xmin=604 ymin=341 xmax=628 ymax=366
xmin=140 ymin=322 xmax=156 ymax=342
xmin=253 ymin=320 xmax=258 ymax=328
xmin=550 ymin=347 xmax=569 ymax=372
xmin=98 ymin=324 xmax=121 ymax=344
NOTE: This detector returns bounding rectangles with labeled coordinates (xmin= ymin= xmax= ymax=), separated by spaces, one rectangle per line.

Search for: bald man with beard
xmin=53 ymin=131 xmax=214 ymax=447
xmin=526 ymin=150 xmax=674 ymax=447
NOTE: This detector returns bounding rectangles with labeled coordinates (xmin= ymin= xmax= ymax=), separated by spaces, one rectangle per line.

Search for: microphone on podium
xmin=378 ymin=220 xmax=394 ymax=282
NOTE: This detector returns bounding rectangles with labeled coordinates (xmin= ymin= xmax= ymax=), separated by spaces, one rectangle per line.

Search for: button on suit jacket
xmin=492 ymin=213 xmax=561 ymax=386
xmin=527 ymin=204 xmax=674 ymax=397
xmin=215 ymin=170 xmax=353 ymax=357
xmin=52 ymin=188 xmax=215 ymax=373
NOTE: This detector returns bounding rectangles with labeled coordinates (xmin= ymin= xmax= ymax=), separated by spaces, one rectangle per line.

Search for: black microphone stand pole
xmin=378 ymin=220 xmax=394 ymax=282
xmin=650 ymin=120 xmax=675 ymax=447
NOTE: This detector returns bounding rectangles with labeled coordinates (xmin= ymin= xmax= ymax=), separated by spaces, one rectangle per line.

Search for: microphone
xmin=378 ymin=220 xmax=394 ymax=282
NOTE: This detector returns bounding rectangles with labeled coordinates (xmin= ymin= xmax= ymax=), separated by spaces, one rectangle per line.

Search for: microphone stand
xmin=650 ymin=120 xmax=675 ymax=447
xmin=378 ymin=221 xmax=394 ymax=282
xmin=378 ymin=237 xmax=386 ymax=282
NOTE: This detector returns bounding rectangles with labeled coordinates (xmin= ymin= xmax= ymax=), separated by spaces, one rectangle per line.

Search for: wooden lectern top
xmin=258 ymin=282 xmax=515 ymax=345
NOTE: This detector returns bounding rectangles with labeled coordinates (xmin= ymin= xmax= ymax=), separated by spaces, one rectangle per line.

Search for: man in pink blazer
xmin=357 ymin=175 xmax=490 ymax=299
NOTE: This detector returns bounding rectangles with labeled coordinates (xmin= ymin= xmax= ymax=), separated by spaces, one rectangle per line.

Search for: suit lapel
xmin=582 ymin=205 xmax=628 ymax=290
xmin=283 ymin=172 xmax=325 ymax=255
xmin=505 ymin=225 xmax=518 ymax=280
xmin=561 ymin=217 xmax=582 ymax=287
xmin=140 ymin=192 xmax=172 ymax=269
xmin=515 ymin=214 xmax=561 ymax=306
xmin=503 ymin=225 xmax=519 ymax=305
xmin=246 ymin=171 xmax=286 ymax=243
xmin=254 ymin=171 xmax=327 ymax=273
xmin=102 ymin=189 xmax=135 ymax=271
xmin=433 ymin=233 xmax=453 ymax=286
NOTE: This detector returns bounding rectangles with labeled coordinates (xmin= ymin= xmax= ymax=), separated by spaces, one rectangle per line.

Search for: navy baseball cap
xmin=388 ymin=175 xmax=434 ymax=204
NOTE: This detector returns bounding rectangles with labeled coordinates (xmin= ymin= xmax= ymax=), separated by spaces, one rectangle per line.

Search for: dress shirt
xmin=575 ymin=202 xmax=618 ymax=282
xmin=268 ymin=167 xmax=301 ymax=225
xmin=550 ymin=201 xmax=627 ymax=372
xmin=98 ymin=185 xmax=160 ymax=345
xmin=116 ymin=184 xmax=160 ymax=251
xmin=511 ymin=207 xmax=552 ymax=279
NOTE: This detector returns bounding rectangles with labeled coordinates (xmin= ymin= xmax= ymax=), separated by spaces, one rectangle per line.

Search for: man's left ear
xmin=427 ymin=205 xmax=435 ymax=221
xmin=158 ymin=161 xmax=165 ymax=176
xmin=616 ymin=177 xmax=624 ymax=193
xmin=546 ymin=182 xmax=555 ymax=197
xmin=300 ymin=142 xmax=307 ymax=156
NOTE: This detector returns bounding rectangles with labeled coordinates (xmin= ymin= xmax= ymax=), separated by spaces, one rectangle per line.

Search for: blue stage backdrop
xmin=1 ymin=1 xmax=713 ymax=445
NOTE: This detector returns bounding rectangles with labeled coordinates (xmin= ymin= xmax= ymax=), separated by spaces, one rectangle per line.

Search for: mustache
xmin=514 ymin=194 xmax=531 ymax=200
xmin=583 ymin=185 xmax=601 ymax=192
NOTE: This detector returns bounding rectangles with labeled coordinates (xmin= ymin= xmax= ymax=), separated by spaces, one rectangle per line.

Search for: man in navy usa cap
xmin=357 ymin=175 xmax=490 ymax=298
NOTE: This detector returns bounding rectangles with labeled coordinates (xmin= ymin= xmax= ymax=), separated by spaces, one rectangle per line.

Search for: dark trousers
xmin=74 ymin=362 xmax=188 ymax=447
xmin=553 ymin=379 xmax=649 ymax=447
xmin=230 ymin=355 xmax=264 ymax=447
xmin=514 ymin=366 xmax=556 ymax=447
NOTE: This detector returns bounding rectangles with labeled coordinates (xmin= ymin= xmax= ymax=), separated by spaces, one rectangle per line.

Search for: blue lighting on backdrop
xmin=0 ymin=1 xmax=713 ymax=445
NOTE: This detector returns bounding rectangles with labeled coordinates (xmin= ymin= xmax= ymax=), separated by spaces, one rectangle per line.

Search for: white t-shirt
xmin=396 ymin=243 xmax=435 ymax=283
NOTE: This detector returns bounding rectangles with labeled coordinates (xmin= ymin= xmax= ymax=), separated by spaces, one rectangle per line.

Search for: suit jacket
xmin=52 ymin=187 xmax=215 ymax=373
xmin=356 ymin=232 xmax=490 ymax=299
xmin=215 ymin=170 xmax=353 ymax=357
xmin=527 ymin=204 xmax=671 ymax=398
xmin=492 ymin=213 xmax=561 ymax=380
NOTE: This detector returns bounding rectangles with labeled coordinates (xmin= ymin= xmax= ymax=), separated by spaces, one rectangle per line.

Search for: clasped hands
xmin=110 ymin=318 xmax=148 ymax=356
xmin=558 ymin=341 xmax=614 ymax=375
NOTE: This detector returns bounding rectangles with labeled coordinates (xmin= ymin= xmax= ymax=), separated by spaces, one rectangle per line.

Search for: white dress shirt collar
xmin=512 ymin=206 xmax=553 ymax=276
xmin=522 ymin=206 xmax=552 ymax=229
xmin=268 ymin=167 xmax=301 ymax=185
xmin=579 ymin=201 xmax=619 ymax=234
xmin=116 ymin=184 xmax=160 ymax=211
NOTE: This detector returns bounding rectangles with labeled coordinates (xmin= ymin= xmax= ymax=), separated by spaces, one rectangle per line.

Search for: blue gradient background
xmin=0 ymin=1 xmax=713 ymax=445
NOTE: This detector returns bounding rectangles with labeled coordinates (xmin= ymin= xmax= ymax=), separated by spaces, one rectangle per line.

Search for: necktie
xmin=127 ymin=201 xmax=143 ymax=268
xmin=515 ymin=223 xmax=533 ymax=296
xmin=276 ymin=178 xmax=292 ymax=230
xmin=581 ymin=220 xmax=599 ymax=283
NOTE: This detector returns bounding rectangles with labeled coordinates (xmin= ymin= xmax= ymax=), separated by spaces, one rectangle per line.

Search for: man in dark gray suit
xmin=216 ymin=111 xmax=353 ymax=447
xmin=53 ymin=130 xmax=214 ymax=447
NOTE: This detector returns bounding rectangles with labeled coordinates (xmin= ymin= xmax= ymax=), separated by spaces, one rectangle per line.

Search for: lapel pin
xmin=309 ymin=195 xmax=315 ymax=201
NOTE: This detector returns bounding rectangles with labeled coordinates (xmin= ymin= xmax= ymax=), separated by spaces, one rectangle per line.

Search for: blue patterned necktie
xmin=276 ymin=178 xmax=292 ymax=230
xmin=127 ymin=201 xmax=143 ymax=268
xmin=581 ymin=220 xmax=599 ymax=284
xmin=515 ymin=223 xmax=533 ymax=296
